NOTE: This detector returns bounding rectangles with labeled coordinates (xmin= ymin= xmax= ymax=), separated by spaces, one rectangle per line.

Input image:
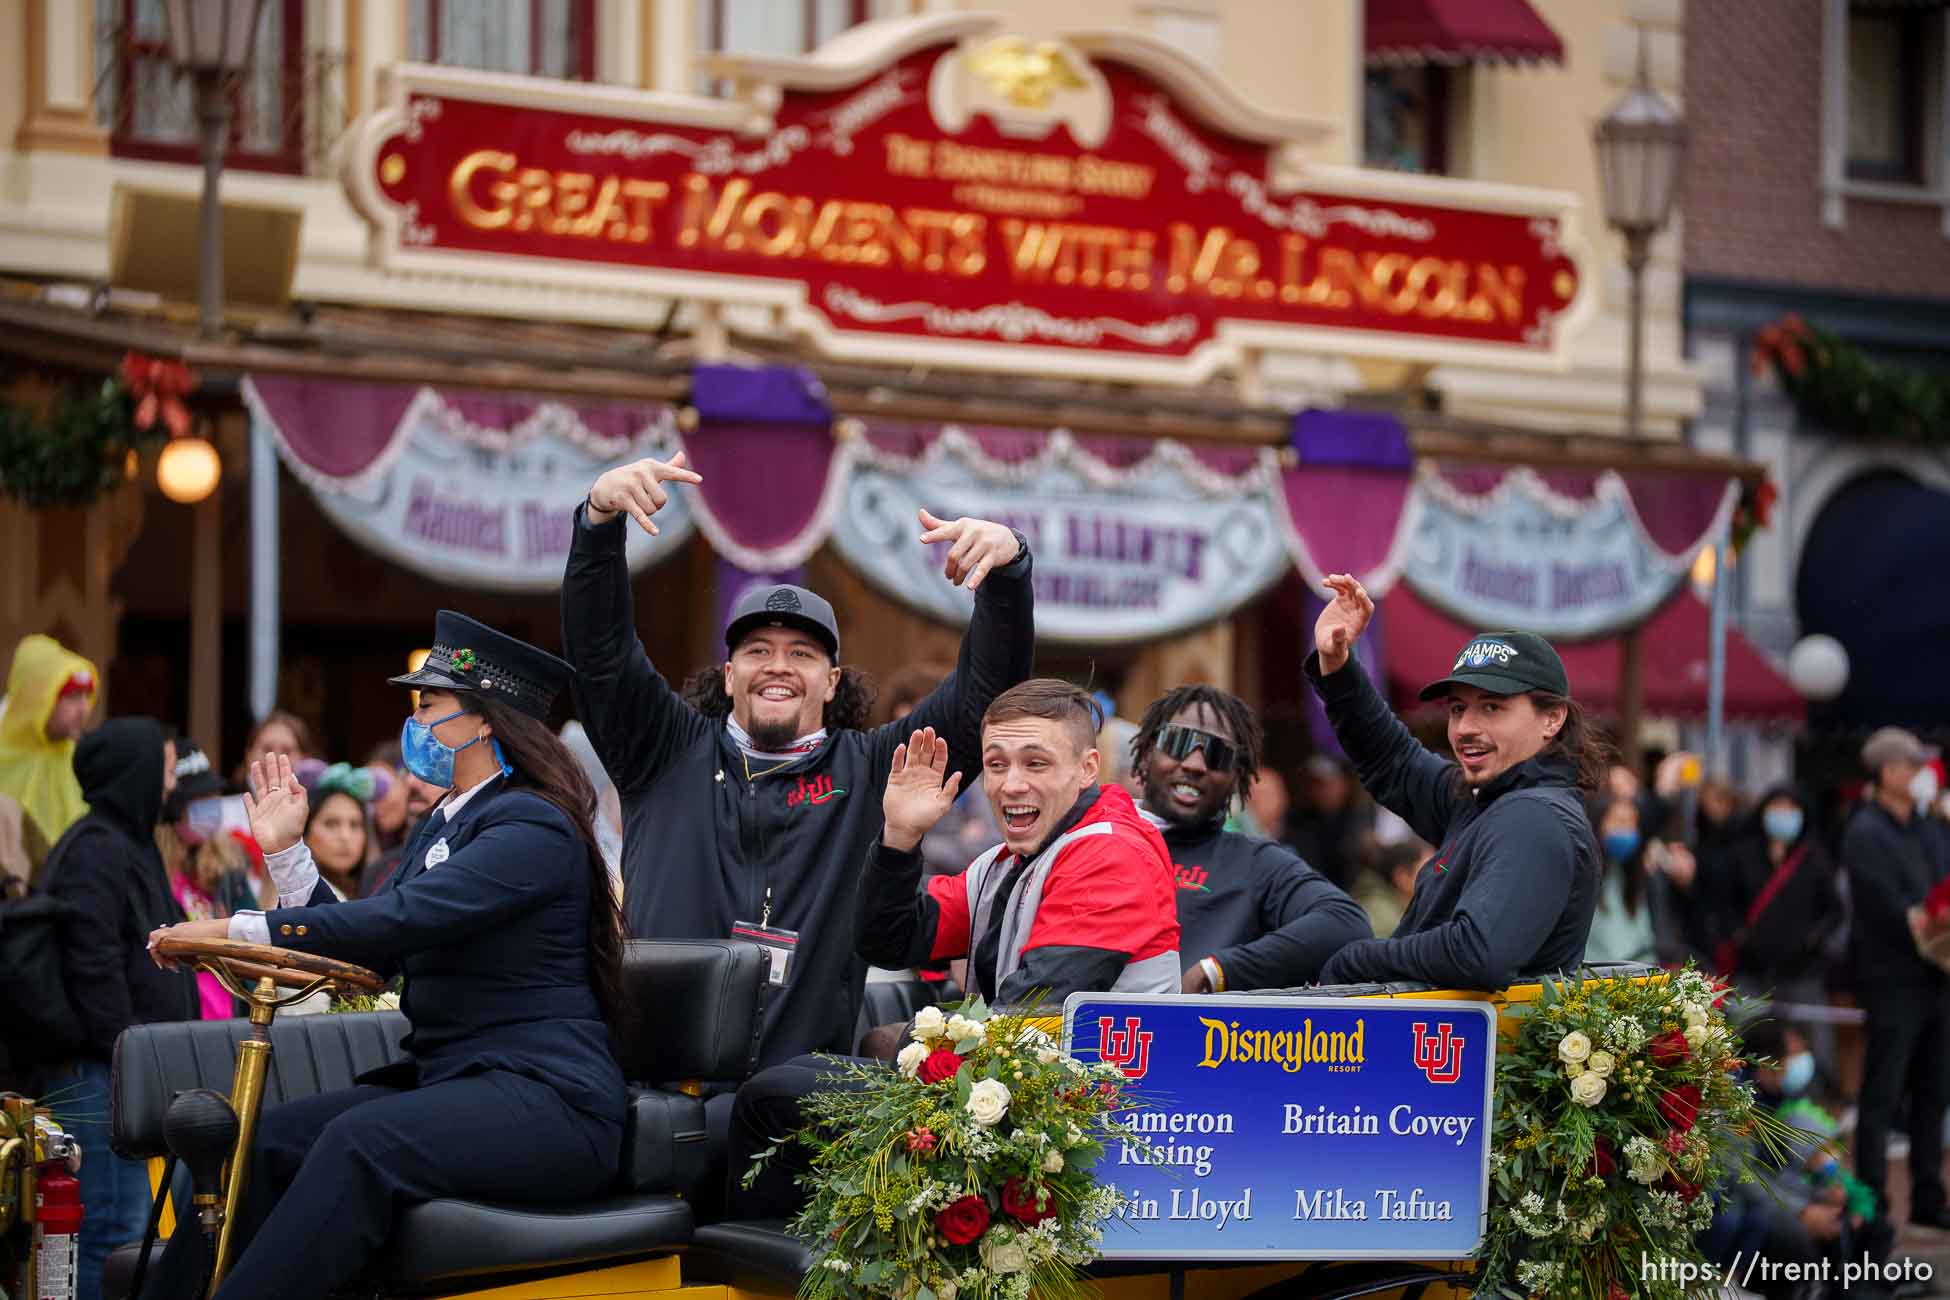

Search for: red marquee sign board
xmin=344 ymin=16 xmax=1593 ymax=382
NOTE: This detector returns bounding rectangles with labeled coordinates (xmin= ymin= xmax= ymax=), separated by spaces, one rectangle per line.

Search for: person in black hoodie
xmin=41 ymin=717 xmax=195 ymax=1300
xmin=1130 ymin=684 xmax=1370 ymax=991
xmin=563 ymin=453 xmax=1034 ymax=1070
xmin=1304 ymin=575 xmax=1603 ymax=989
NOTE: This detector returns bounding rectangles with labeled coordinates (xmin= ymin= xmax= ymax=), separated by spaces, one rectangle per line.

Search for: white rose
xmin=1564 ymin=1059 xmax=1586 ymax=1079
xmin=375 ymin=990 xmax=401 ymax=1010
xmin=938 ymin=1282 xmax=957 ymax=1300
xmin=966 ymin=1078 xmax=1012 ymax=1127
xmin=1569 ymin=1071 xmax=1608 ymax=1107
xmin=946 ymin=1014 xmax=986 ymax=1044
xmin=1043 ymin=1149 xmax=1065 ymax=1173
xmin=1683 ymin=1004 xmax=1708 ymax=1029
xmin=1585 ymin=1051 xmax=1616 ymax=1078
xmin=897 ymin=1042 xmax=928 ymax=1077
xmin=1558 ymin=1031 xmax=1592 ymax=1064
xmin=1035 ymin=1047 xmax=1062 ymax=1065
xmin=981 ymin=1234 xmax=1030 ymax=1274
xmin=1066 ymin=1124 xmax=1084 ymax=1145
xmin=912 ymin=1007 xmax=947 ymax=1041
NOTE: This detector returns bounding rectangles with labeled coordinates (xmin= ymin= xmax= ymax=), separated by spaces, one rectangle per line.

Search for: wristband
xmin=1199 ymin=956 xmax=1226 ymax=993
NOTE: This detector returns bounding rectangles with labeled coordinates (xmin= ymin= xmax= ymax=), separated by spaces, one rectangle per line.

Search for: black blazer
xmin=268 ymin=778 xmax=626 ymax=1127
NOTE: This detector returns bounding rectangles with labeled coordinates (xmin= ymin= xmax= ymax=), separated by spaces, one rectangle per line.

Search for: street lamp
xmin=161 ymin=0 xmax=267 ymax=340
xmin=1592 ymin=39 xmax=1687 ymax=440
xmin=1592 ymin=37 xmax=1686 ymax=771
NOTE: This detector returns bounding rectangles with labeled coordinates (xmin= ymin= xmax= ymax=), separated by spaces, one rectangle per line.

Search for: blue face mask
xmin=1813 ymin=1154 xmax=1840 ymax=1183
xmin=1782 ymin=1050 xmax=1816 ymax=1097
xmin=1603 ymin=830 xmax=1640 ymax=863
xmin=400 ymin=709 xmax=490 ymax=789
xmin=1763 ymin=807 xmax=1804 ymax=844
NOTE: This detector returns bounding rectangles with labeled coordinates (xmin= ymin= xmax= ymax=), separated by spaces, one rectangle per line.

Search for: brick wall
xmin=1683 ymin=0 xmax=1950 ymax=298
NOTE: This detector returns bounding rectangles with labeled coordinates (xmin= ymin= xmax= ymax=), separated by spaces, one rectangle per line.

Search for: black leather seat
xmin=685 ymin=1219 xmax=815 ymax=1290
xmin=104 ymin=939 xmax=768 ymax=1299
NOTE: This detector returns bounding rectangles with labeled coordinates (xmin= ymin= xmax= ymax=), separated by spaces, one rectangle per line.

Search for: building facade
xmin=1683 ymin=0 xmax=1950 ymax=790
xmin=0 ymin=0 xmax=1721 ymax=770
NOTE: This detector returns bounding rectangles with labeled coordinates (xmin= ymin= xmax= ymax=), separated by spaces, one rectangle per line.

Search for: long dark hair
xmin=1587 ymin=792 xmax=1648 ymax=915
xmin=1532 ymin=694 xmax=1614 ymax=795
xmin=678 ymin=665 xmax=878 ymax=732
xmin=471 ymin=695 xmax=629 ymax=1036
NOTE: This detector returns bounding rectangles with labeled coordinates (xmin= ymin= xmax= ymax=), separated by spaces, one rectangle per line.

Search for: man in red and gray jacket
xmin=729 ymin=679 xmax=1178 ymax=1218
xmin=858 ymin=678 xmax=1181 ymax=1002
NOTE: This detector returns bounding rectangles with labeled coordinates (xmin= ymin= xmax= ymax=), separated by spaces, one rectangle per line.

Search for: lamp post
xmin=1592 ymin=37 xmax=1686 ymax=769
xmin=161 ymin=0 xmax=266 ymax=340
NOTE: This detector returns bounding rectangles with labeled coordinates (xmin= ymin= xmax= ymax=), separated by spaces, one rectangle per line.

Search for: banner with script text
xmin=343 ymin=17 xmax=1591 ymax=383
xmin=1064 ymin=993 xmax=1495 ymax=1260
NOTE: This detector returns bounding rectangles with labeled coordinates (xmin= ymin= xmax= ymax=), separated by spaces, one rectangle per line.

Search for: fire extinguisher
xmin=34 ymin=1117 xmax=83 ymax=1300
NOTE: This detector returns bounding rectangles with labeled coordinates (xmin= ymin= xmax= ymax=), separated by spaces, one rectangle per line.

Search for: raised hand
xmin=244 ymin=753 xmax=310 ymax=856
xmin=881 ymin=727 xmax=963 ymax=853
xmin=1314 ymin=573 xmax=1374 ymax=675
xmin=587 ymin=452 xmax=704 ymax=535
xmin=917 ymin=510 xmax=1021 ymax=591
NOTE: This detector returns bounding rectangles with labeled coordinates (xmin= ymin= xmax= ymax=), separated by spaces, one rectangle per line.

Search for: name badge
xmin=425 ymin=839 xmax=450 ymax=868
xmin=732 ymin=921 xmax=800 ymax=986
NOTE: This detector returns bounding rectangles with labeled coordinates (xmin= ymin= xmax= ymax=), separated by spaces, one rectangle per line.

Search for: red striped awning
xmin=1366 ymin=0 xmax=1567 ymax=67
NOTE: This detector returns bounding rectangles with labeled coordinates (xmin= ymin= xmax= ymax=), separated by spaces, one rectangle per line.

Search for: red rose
xmin=918 ymin=1048 xmax=966 ymax=1085
xmin=1657 ymin=1084 xmax=1703 ymax=1132
xmin=1648 ymin=1029 xmax=1691 ymax=1068
xmin=936 ymin=1194 xmax=990 ymax=1245
xmin=1002 ymin=1176 xmax=1055 ymax=1226
xmin=1591 ymin=1136 xmax=1616 ymax=1177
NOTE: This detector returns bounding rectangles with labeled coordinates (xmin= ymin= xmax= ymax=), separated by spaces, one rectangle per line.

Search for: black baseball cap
xmin=724 ymin=584 xmax=840 ymax=661
xmin=1418 ymin=630 xmax=1569 ymax=701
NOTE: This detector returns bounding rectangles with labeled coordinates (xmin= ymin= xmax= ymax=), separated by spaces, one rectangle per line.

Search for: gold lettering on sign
xmin=434 ymin=150 xmax=1541 ymax=332
xmin=448 ymin=150 xmax=668 ymax=242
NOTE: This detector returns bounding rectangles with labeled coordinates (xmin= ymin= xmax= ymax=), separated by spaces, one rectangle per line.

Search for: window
xmin=1846 ymin=5 xmax=1932 ymax=183
xmin=702 ymin=0 xmax=865 ymax=59
xmin=407 ymin=0 xmax=595 ymax=81
xmin=94 ymin=0 xmax=305 ymax=174
xmin=1362 ymin=66 xmax=1451 ymax=175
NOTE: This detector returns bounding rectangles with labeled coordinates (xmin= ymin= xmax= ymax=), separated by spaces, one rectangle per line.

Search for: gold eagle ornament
xmin=967 ymin=37 xmax=1089 ymax=110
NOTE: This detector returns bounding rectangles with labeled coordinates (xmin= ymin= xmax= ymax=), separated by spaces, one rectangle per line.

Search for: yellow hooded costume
xmin=0 ymin=634 xmax=99 ymax=864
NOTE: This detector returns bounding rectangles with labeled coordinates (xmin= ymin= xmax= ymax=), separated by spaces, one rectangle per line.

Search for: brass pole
xmin=210 ymin=978 xmax=278 ymax=1295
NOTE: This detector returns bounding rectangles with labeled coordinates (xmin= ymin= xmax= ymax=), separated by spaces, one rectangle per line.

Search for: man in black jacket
xmin=563 ymin=451 xmax=1035 ymax=1069
xmin=1303 ymin=575 xmax=1600 ymax=990
xmin=1842 ymin=725 xmax=1950 ymax=1227
xmin=41 ymin=717 xmax=195 ymax=1300
xmin=1129 ymin=684 xmax=1370 ymax=991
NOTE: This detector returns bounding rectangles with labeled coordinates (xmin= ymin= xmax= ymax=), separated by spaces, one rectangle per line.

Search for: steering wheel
xmin=153 ymin=935 xmax=384 ymax=999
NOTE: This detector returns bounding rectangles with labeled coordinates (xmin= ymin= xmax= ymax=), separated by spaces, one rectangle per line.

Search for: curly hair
xmin=1131 ymin=685 xmax=1264 ymax=798
xmin=678 ymin=665 xmax=878 ymax=732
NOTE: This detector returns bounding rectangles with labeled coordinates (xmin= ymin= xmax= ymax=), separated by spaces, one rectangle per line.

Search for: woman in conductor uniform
xmin=142 ymin=613 xmax=629 ymax=1300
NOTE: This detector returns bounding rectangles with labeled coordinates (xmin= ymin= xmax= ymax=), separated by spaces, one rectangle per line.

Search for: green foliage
xmin=0 ymin=379 xmax=159 ymax=509
xmin=1476 ymin=965 xmax=1807 ymax=1299
xmin=1754 ymin=314 xmax=1950 ymax=443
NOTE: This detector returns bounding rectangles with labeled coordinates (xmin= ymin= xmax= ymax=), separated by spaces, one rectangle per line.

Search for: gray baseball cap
xmin=724 ymin=584 xmax=840 ymax=660
xmin=1862 ymin=726 xmax=1938 ymax=773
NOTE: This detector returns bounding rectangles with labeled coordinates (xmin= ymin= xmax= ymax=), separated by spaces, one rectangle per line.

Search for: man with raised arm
xmin=1305 ymin=574 xmax=1602 ymax=990
xmin=562 ymin=452 xmax=1036 ymax=1067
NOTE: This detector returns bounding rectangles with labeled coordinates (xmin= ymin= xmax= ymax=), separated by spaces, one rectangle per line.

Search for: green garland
xmin=1754 ymin=314 xmax=1950 ymax=443
xmin=0 ymin=378 xmax=161 ymax=509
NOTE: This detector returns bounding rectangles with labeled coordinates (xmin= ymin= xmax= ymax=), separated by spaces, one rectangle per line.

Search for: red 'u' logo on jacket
xmin=787 ymin=774 xmax=846 ymax=808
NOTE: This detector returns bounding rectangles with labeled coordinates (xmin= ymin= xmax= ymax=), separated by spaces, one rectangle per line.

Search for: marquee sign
xmin=1065 ymin=993 xmax=1495 ymax=1259
xmin=344 ymin=15 xmax=1593 ymax=383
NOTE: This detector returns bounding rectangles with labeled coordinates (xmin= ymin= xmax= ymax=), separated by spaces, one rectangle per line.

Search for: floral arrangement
xmin=1907 ymin=874 xmax=1950 ymax=973
xmin=0 ymin=352 xmax=192 ymax=508
xmin=1477 ymin=966 xmax=1799 ymax=1300
xmin=748 ymin=998 xmax=1136 ymax=1300
xmin=1752 ymin=312 xmax=1950 ymax=446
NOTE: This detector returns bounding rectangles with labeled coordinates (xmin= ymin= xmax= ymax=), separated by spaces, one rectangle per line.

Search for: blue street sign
xmin=1063 ymin=993 xmax=1495 ymax=1259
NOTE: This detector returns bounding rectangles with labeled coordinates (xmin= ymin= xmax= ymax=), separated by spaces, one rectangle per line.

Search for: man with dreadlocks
xmin=1133 ymin=684 xmax=1371 ymax=992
